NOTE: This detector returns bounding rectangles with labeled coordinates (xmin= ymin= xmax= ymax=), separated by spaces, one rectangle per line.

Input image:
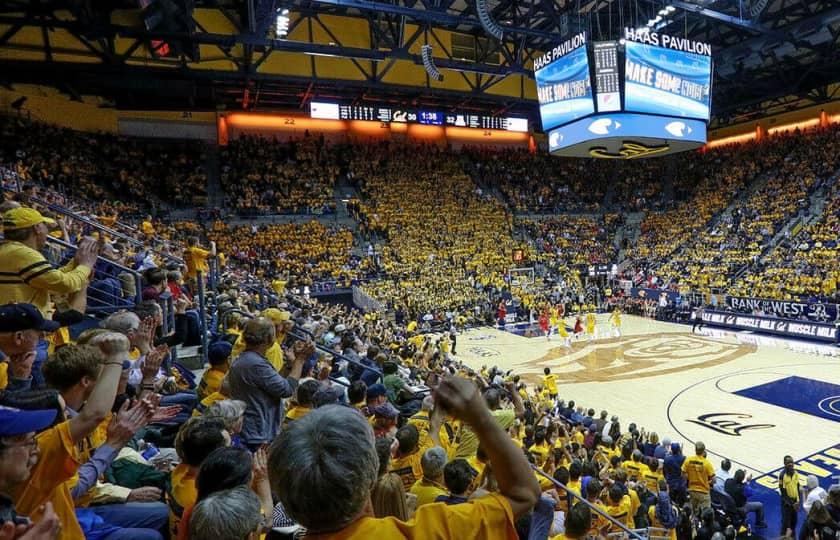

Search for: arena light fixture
xmin=276 ymin=8 xmax=290 ymax=38
xmin=421 ymin=45 xmax=444 ymax=81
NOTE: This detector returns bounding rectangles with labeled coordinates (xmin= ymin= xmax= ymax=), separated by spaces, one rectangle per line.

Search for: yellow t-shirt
xmin=300 ymin=493 xmax=516 ymax=539
xmin=542 ymin=374 xmax=558 ymax=395
xmin=682 ymin=455 xmax=715 ymax=493
xmin=642 ymin=470 xmax=665 ymax=493
xmin=185 ymin=246 xmax=210 ymax=279
xmin=197 ymin=367 xmax=226 ymax=401
xmin=606 ymin=494 xmax=634 ymax=531
xmin=11 ymin=420 xmax=84 ymax=540
xmin=409 ymin=479 xmax=448 ymax=507
xmin=0 ymin=362 xmax=7 ymax=390
xmin=622 ymin=460 xmax=649 ymax=481
xmin=168 ymin=464 xmax=197 ymax=538
xmin=528 ymin=442 xmax=551 ymax=466
xmin=390 ymin=451 xmax=423 ymax=490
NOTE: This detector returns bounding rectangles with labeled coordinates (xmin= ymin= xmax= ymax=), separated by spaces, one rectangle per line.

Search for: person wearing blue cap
xmin=0 ymin=404 xmax=61 ymax=539
xmin=0 ymin=303 xmax=60 ymax=393
xmin=197 ymin=341 xmax=233 ymax=402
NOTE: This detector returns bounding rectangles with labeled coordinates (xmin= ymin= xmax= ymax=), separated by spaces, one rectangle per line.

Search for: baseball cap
xmin=207 ymin=341 xmax=233 ymax=366
xmin=262 ymin=308 xmax=292 ymax=324
xmin=671 ymin=442 xmax=681 ymax=452
xmin=366 ymin=383 xmax=387 ymax=400
xmin=0 ymin=405 xmax=57 ymax=437
xmin=370 ymin=402 xmax=399 ymax=420
xmin=0 ymin=303 xmax=60 ymax=332
xmin=2 ymin=207 xmax=55 ymax=231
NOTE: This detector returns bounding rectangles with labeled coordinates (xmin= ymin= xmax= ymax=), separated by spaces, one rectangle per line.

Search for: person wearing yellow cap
xmin=231 ymin=307 xmax=293 ymax=372
xmin=0 ymin=207 xmax=99 ymax=317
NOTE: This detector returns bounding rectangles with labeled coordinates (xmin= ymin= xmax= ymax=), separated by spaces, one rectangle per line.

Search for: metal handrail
xmin=2 ymin=187 xmax=185 ymax=265
xmin=45 ymin=235 xmax=143 ymax=302
xmin=531 ymin=466 xmax=647 ymax=540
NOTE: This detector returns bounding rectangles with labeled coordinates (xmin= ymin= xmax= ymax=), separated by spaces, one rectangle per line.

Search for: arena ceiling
xmin=0 ymin=0 xmax=838 ymax=128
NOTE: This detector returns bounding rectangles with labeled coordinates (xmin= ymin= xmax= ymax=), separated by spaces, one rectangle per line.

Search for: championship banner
xmin=724 ymin=296 xmax=839 ymax=323
xmin=702 ymin=311 xmax=838 ymax=343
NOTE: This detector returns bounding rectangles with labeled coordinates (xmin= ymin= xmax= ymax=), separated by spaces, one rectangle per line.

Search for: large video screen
xmin=534 ymin=45 xmax=595 ymax=130
xmin=624 ymin=41 xmax=712 ymax=121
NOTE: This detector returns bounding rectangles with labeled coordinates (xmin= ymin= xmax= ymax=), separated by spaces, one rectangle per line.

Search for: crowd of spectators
xmin=2 ymin=118 xmax=840 ymax=540
xmin=625 ymin=126 xmax=839 ymax=297
xmin=206 ymin=220 xmax=370 ymax=286
xmin=521 ymin=215 xmax=620 ymax=266
xmin=0 ymin=115 xmax=207 ymax=211
xmin=220 ymin=135 xmax=339 ymax=216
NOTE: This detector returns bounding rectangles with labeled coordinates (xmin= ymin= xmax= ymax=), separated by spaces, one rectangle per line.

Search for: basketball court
xmin=456 ymin=315 xmax=840 ymax=530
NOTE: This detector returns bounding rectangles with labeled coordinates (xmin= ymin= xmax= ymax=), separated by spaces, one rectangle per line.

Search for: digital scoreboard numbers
xmin=338 ymin=105 xmax=379 ymax=121
xmin=593 ymin=42 xmax=621 ymax=113
xmin=309 ymin=102 xmax=526 ymax=132
xmin=533 ymin=33 xmax=595 ymax=131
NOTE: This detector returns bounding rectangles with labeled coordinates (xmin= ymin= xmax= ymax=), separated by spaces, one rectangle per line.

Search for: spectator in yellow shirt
xmin=197 ymin=341 xmax=232 ymax=401
xmin=681 ymin=441 xmax=715 ymax=513
xmin=8 ymin=333 xmax=131 ymax=539
xmin=542 ymin=367 xmax=558 ymax=399
xmin=267 ymin=376 xmax=540 ymax=538
xmin=409 ymin=447 xmax=449 ymax=507
xmin=0 ymin=207 xmax=98 ymax=317
xmin=168 ymin=417 xmax=230 ymax=538
xmin=390 ymin=425 xmax=423 ymax=491
xmin=184 ymin=236 xmax=215 ymax=281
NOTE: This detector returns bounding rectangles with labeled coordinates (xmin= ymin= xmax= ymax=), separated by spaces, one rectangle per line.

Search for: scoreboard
xmin=310 ymin=101 xmax=528 ymax=132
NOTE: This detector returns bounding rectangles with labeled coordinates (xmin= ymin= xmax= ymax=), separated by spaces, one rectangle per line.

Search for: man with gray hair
xmin=409 ymin=446 xmax=448 ymax=507
xmin=228 ymin=318 xmax=305 ymax=450
xmin=268 ymin=376 xmax=540 ymax=537
xmin=188 ymin=485 xmax=263 ymax=540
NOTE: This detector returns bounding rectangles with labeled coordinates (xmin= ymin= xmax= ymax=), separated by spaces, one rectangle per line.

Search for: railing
xmin=0 ymin=186 xmax=185 ymax=267
xmin=45 ymin=236 xmax=143 ymax=314
xmin=532 ymin=467 xmax=647 ymax=540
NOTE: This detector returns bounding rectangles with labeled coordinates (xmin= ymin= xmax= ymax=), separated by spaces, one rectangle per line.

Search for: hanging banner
xmin=724 ymin=296 xmax=839 ymax=323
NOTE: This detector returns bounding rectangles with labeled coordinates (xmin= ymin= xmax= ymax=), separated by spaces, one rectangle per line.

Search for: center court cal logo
xmin=467 ymin=346 xmax=500 ymax=357
xmin=686 ymin=413 xmax=775 ymax=436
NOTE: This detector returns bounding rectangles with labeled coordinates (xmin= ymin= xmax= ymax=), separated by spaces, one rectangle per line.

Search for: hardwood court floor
xmin=456 ymin=315 xmax=840 ymax=477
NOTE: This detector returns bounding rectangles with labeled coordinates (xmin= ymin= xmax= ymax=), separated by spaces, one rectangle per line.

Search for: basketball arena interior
xmin=0 ymin=1 xmax=838 ymax=539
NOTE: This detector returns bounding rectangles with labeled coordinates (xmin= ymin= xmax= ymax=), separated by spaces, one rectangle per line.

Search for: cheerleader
xmin=609 ymin=307 xmax=622 ymax=337
xmin=585 ymin=311 xmax=597 ymax=340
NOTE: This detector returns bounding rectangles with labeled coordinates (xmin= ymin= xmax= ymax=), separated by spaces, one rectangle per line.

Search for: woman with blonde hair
xmin=371 ymin=472 xmax=411 ymax=521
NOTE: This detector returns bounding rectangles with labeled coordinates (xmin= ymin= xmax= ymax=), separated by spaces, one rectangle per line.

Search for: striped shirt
xmin=0 ymin=241 xmax=91 ymax=316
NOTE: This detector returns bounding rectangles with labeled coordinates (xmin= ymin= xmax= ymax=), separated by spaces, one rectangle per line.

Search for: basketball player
xmin=539 ymin=308 xmax=550 ymax=340
xmin=548 ymin=306 xmax=560 ymax=341
xmin=609 ymin=307 xmax=622 ymax=337
xmin=574 ymin=314 xmax=584 ymax=339
xmin=585 ymin=311 xmax=597 ymax=340
xmin=497 ymin=299 xmax=507 ymax=328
